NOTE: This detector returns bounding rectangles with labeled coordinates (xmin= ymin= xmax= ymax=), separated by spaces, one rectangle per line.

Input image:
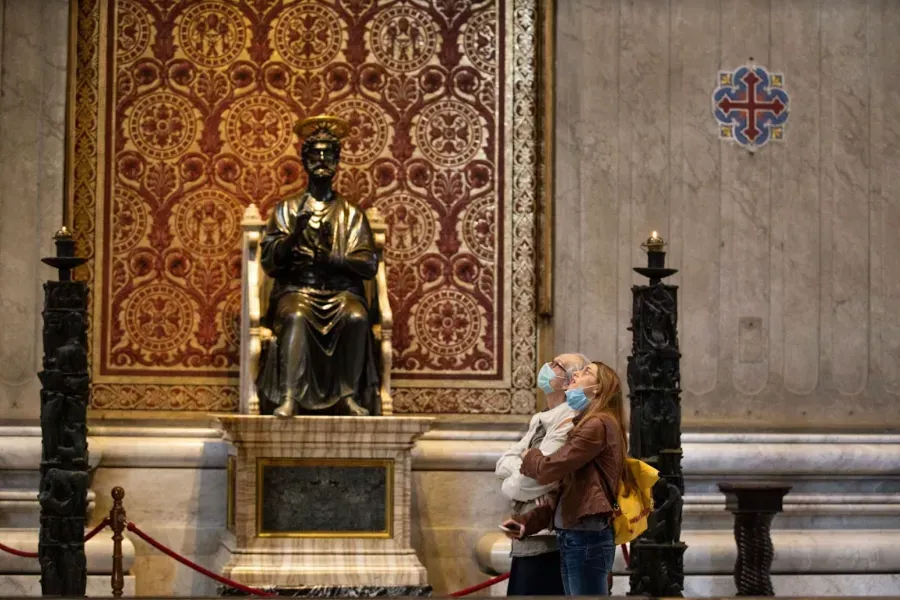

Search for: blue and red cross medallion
xmin=712 ymin=65 xmax=789 ymax=152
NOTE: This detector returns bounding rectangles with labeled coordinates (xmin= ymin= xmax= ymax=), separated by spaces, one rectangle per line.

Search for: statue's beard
xmin=308 ymin=165 xmax=335 ymax=179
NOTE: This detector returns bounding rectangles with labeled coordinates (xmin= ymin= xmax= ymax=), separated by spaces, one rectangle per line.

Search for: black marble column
xmin=38 ymin=228 xmax=90 ymax=596
xmin=626 ymin=233 xmax=687 ymax=597
xmin=718 ymin=482 xmax=791 ymax=596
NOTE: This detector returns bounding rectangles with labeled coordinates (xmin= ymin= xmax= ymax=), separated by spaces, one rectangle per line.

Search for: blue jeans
xmin=556 ymin=528 xmax=616 ymax=596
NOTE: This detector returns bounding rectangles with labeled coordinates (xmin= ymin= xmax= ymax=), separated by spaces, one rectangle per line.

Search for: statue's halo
xmin=294 ymin=115 xmax=350 ymax=141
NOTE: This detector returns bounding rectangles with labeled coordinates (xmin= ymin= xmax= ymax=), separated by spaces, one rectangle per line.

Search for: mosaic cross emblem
xmin=712 ymin=65 xmax=789 ymax=152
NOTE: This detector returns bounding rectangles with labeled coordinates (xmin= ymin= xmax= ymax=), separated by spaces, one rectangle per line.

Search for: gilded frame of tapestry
xmin=69 ymin=0 xmax=555 ymax=417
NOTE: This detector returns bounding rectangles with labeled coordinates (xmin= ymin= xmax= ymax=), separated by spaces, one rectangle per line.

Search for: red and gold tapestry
xmin=71 ymin=0 xmax=542 ymax=413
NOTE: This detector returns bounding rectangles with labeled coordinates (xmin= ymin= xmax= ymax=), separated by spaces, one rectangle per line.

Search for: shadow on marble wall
xmin=0 ymin=0 xmax=69 ymax=421
xmin=89 ymin=431 xmax=228 ymax=597
xmin=552 ymin=0 xmax=900 ymax=430
xmin=411 ymin=471 xmax=510 ymax=595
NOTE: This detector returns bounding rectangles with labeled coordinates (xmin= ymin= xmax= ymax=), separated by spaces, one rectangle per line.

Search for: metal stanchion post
xmin=109 ymin=487 xmax=127 ymax=598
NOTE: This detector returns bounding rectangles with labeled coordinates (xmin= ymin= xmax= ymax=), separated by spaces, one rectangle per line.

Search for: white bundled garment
xmin=495 ymin=402 xmax=576 ymax=554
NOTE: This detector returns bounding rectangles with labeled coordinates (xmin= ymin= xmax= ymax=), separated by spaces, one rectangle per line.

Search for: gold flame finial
xmin=641 ymin=230 xmax=666 ymax=253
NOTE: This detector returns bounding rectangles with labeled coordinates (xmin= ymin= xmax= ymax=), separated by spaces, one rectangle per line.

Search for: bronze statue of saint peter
xmin=256 ymin=116 xmax=380 ymax=418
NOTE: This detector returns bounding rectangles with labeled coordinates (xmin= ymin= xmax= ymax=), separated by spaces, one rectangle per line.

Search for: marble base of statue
xmin=217 ymin=416 xmax=432 ymax=596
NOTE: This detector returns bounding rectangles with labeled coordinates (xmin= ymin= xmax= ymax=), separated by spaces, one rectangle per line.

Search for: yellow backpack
xmin=608 ymin=457 xmax=658 ymax=545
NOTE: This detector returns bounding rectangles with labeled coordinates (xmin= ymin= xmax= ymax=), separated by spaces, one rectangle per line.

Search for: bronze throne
xmin=238 ymin=204 xmax=394 ymax=416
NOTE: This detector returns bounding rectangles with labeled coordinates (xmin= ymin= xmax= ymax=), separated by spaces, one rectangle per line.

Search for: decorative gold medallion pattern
xmin=71 ymin=0 xmax=542 ymax=413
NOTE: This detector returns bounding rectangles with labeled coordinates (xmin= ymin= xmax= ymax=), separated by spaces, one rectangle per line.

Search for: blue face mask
xmin=565 ymin=387 xmax=593 ymax=411
xmin=537 ymin=363 xmax=558 ymax=394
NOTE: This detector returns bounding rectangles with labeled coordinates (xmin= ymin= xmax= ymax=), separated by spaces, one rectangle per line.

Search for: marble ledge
xmin=412 ymin=433 xmax=900 ymax=474
xmin=477 ymin=529 xmax=900 ymax=576
xmin=0 ymin=489 xmax=96 ymax=503
xmin=90 ymin=436 xmax=227 ymax=468
xmin=219 ymin=584 xmax=432 ymax=597
xmin=0 ymin=489 xmax=97 ymax=527
xmin=0 ymin=434 xmax=101 ymax=470
xmin=0 ymin=432 xmax=225 ymax=470
xmin=2 ymin=426 xmax=900 ymax=474
xmin=685 ymin=493 xmax=900 ymax=506
xmin=218 ymin=415 xmax=434 ymax=447
xmin=221 ymin=554 xmax=428 ymax=589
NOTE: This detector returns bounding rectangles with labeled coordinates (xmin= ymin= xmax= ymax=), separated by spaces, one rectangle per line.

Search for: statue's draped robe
xmin=257 ymin=192 xmax=380 ymax=414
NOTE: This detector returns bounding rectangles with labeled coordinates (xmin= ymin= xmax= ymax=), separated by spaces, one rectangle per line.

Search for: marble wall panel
xmin=554 ymin=0 xmax=900 ymax=428
xmin=0 ymin=0 xmax=69 ymax=421
xmin=671 ymin=0 xmax=721 ymax=396
xmin=879 ymin=2 xmax=900 ymax=396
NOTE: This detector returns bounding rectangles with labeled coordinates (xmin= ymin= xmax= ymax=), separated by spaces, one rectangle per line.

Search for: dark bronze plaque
xmin=256 ymin=458 xmax=393 ymax=537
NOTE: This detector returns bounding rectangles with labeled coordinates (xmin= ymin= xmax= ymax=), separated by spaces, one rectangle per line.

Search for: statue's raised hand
xmin=314 ymin=222 xmax=334 ymax=264
xmin=285 ymin=212 xmax=312 ymax=247
xmin=318 ymin=222 xmax=333 ymax=248
xmin=291 ymin=212 xmax=312 ymax=238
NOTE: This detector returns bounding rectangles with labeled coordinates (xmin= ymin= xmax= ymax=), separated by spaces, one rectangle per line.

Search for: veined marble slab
xmin=476 ymin=529 xmax=900 ymax=575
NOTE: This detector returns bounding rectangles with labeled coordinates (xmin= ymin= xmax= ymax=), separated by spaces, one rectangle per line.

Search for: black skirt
xmin=506 ymin=551 xmax=566 ymax=596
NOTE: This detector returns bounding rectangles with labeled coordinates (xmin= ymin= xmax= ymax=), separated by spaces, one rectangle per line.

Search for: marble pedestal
xmin=218 ymin=416 xmax=433 ymax=596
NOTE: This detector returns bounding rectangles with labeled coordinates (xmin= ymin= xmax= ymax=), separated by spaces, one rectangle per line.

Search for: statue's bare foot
xmin=274 ymin=395 xmax=296 ymax=418
xmin=342 ymin=396 xmax=369 ymax=416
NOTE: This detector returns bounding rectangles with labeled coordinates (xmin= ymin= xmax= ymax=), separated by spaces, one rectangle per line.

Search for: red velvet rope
xmin=454 ymin=544 xmax=630 ymax=597
xmin=1 ymin=520 xmax=633 ymax=597
xmin=449 ymin=572 xmax=510 ymax=597
xmin=0 ymin=541 xmax=38 ymax=559
xmin=0 ymin=518 xmax=112 ymax=560
xmin=83 ymin=517 xmax=111 ymax=542
xmin=126 ymin=522 xmax=277 ymax=597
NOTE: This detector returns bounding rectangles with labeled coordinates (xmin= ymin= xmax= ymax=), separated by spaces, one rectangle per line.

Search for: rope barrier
xmin=0 ymin=541 xmax=38 ymax=559
xmin=450 ymin=542 xmax=631 ymax=596
xmin=125 ymin=522 xmax=277 ymax=597
xmin=1 ymin=514 xmax=632 ymax=597
xmin=83 ymin=517 xmax=111 ymax=542
xmin=449 ymin=572 xmax=510 ymax=597
xmin=0 ymin=518 xmax=112 ymax=560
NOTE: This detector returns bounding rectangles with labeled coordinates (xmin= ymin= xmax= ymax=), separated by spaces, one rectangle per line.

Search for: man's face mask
xmin=537 ymin=362 xmax=569 ymax=394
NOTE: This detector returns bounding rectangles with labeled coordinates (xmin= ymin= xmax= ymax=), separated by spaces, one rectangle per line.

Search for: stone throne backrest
xmin=238 ymin=204 xmax=394 ymax=415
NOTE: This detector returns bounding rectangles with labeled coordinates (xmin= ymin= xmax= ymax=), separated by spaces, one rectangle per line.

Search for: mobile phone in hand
xmin=499 ymin=522 xmax=522 ymax=534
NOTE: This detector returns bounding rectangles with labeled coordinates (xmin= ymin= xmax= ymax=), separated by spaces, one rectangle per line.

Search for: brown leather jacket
xmin=516 ymin=414 xmax=623 ymax=534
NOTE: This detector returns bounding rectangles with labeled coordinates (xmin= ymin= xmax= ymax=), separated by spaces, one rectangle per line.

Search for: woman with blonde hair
xmin=501 ymin=361 xmax=636 ymax=596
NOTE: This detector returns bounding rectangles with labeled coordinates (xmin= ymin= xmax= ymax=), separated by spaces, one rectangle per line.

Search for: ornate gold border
xmin=536 ymin=0 xmax=556 ymax=409
xmin=255 ymin=458 xmax=394 ymax=539
xmin=70 ymin=0 xmax=99 ymax=283
xmin=72 ymin=0 xmax=552 ymax=415
xmin=537 ymin=0 xmax=555 ymax=324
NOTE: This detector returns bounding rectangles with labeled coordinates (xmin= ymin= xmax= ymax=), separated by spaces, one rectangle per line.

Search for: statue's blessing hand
xmin=319 ymin=222 xmax=333 ymax=247
xmin=294 ymin=212 xmax=312 ymax=234
xmin=291 ymin=245 xmax=315 ymax=263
